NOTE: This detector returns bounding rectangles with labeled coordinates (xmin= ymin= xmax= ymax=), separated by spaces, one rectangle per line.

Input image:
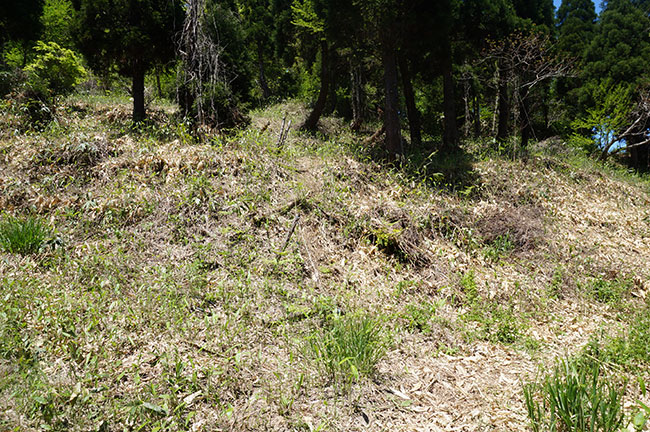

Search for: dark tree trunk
xmin=156 ymin=68 xmax=163 ymax=98
xmin=398 ymin=52 xmax=421 ymax=148
xmin=301 ymin=40 xmax=329 ymax=131
xmin=132 ymin=67 xmax=146 ymax=122
xmin=350 ymin=62 xmax=364 ymax=131
xmin=629 ymin=134 xmax=650 ymax=172
xmin=257 ymin=41 xmax=271 ymax=100
xmin=381 ymin=32 xmax=402 ymax=158
xmin=441 ymin=48 xmax=458 ymax=149
xmin=496 ymin=63 xmax=510 ymax=142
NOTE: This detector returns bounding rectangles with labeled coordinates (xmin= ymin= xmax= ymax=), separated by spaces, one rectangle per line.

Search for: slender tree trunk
xmin=301 ymin=40 xmax=329 ymax=131
xmin=497 ymin=62 xmax=510 ymax=142
xmin=132 ymin=67 xmax=146 ymax=122
xmin=350 ymin=60 xmax=364 ymax=131
xmin=473 ymin=91 xmax=480 ymax=137
xmin=519 ymin=90 xmax=532 ymax=148
xmin=156 ymin=67 xmax=163 ymax=98
xmin=381 ymin=32 xmax=402 ymax=158
xmin=397 ymin=52 xmax=421 ymax=148
xmin=462 ymin=77 xmax=471 ymax=138
xmin=441 ymin=46 xmax=458 ymax=149
xmin=257 ymin=41 xmax=271 ymax=100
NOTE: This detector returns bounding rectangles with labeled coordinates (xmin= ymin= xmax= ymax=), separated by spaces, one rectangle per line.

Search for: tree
xmin=0 ymin=0 xmax=44 ymax=67
xmin=75 ymin=0 xmax=183 ymax=122
xmin=554 ymin=0 xmax=597 ymax=124
xmin=41 ymin=0 xmax=76 ymax=47
xmin=581 ymin=0 xmax=650 ymax=168
xmin=292 ymin=0 xmax=331 ymax=131
xmin=571 ymin=81 xmax=650 ymax=162
xmin=487 ymin=31 xmax=573 ymax=148
xmin=177 ymin=0 xmax=252 ymax=128
xmin=584 ymin=0 xmax=650 ymax=88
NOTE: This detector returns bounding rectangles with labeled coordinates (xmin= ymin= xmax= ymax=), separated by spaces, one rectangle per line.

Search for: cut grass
xmin=0 ymin=215 xmax=51 ymax=255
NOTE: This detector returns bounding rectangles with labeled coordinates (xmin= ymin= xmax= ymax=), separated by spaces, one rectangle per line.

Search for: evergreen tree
xmin=75 ymin=0 xmax=184 ymax=121
xmin=584 ymin=0 xmax=650 ymax=87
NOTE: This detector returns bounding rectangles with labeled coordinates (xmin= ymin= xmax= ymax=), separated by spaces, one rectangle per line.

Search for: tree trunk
xmin=473 ymin=91 xmax=481 ymax=137
xmin=156 ymin=68 xmax=163 ymax=98
xmin=350 ymin=60 xmax=365 ymax=131
xmin=301 ymin=40 xmax=329 ymax=131
xmin=442 ymin=46 xmax=458 ymax=149
xmin=257 ymin=41 xmax=271 ymax=100
xmin=398 ymin=52 xmax=421 ymax=148
xmin=496 ymin=62 xmax=510 ymax=142
xmin=132 ymin=67 xmax=146 ymax=122
xmin=382 ymin=32 xmax=402 ymax=158
xmin=462 ymin=77 xmax=471 ymax=138
xmin=520 ymin=95 xmax=531 ymax=148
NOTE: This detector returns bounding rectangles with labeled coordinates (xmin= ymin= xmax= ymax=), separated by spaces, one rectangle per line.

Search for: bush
xmin=0 ymin=215 xmax=51 ymax=255
xmin=24 ymin=41 xmax=86 ymax=99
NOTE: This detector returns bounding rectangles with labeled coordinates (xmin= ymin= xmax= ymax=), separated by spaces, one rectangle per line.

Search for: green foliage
xmin=570 ymin=81 xmax=633 ymax=155
xmin=0 ymin=215 xmax=51 ymax=255
xmin=583 ymin=275 xmax=633 ymax=305
xmin=40 ymin=0 xmax=76 ymax=47
xmin=582 ymin=307 xmax=650 ymax=371
xmin=291 ymin=0 xmax=325 ymax=35
xmin=523 ymin=358 xmax=626 ymax=432
xmin=459 ymin=271 xmax=525 ymax=344
xmin=483 ymin=233 xmax=515 ymax=261
xmin=403 ymin=302 xmax=437 ymax=333
xmin=307 ymin=314 xmax=387 ymax=386
xmin=24 ymin=41 xmax=86 ymax=98
xmin=584 ymin=0 xmax=650 ymax=89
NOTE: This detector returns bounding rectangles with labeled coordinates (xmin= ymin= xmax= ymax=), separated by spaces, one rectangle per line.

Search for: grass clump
xmin=523 ymin=358 xmax=627 ymax=432
xmin=307 ymin=314 xmax=387 ymax=387
xmin=0 ymin=215 xmax=51 ymax=255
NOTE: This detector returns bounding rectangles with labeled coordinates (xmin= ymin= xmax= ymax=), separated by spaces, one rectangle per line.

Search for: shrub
xmin=0 ymin=215 xmax=51 ymax=255
xmin=307 ymin=314 xmax=387 ymax=386
xmin=24 ymin=41 xmax=86 ymax=99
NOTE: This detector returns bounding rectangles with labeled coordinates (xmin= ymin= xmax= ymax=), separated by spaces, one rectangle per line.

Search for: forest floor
xmin=1 ymin=96 xmax=650 ymax=431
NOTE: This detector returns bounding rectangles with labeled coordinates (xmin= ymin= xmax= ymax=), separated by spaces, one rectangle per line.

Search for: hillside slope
xmin=1 ymin=98 xmax=649 ymax=431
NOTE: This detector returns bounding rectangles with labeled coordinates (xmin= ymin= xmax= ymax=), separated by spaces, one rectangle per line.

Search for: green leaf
xmin=142 ymin=401 xmax=167 ymax=415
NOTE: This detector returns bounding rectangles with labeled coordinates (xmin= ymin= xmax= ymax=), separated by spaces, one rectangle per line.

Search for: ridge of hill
xmin=1 ymin=97 xmax=649 ymax=431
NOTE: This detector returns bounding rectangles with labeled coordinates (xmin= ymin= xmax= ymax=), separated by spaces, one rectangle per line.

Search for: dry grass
xmin=1 ymin=95 xmax=650 ymax=431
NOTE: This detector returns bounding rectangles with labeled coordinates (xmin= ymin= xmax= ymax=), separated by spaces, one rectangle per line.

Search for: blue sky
xmin=553 ymin=0 xmax=603 ymax=15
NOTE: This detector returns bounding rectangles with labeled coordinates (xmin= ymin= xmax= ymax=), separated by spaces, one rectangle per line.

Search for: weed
xmin=0 ymin=215 xmax=51 ymax=255
xmin=582 ymin=276 xmax=633 ymax=306
xmin=403 ymin=302 xmax=437 ymax=333
xmin=582 ymin=307 xmax=650 ymax=371
xmin=524 ymin=358 xmax=626 ymax=432
xmin=482 ymin=233 xmax=515 ymax=262
xmin=307 ymin=314 xmax=387 ymax=387
xmin=460 ymin=270 xmax=479 ymax=304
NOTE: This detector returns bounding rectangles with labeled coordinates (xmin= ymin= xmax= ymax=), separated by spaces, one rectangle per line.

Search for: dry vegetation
xmin=1 ymin=96 xmax=650 ymax=431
